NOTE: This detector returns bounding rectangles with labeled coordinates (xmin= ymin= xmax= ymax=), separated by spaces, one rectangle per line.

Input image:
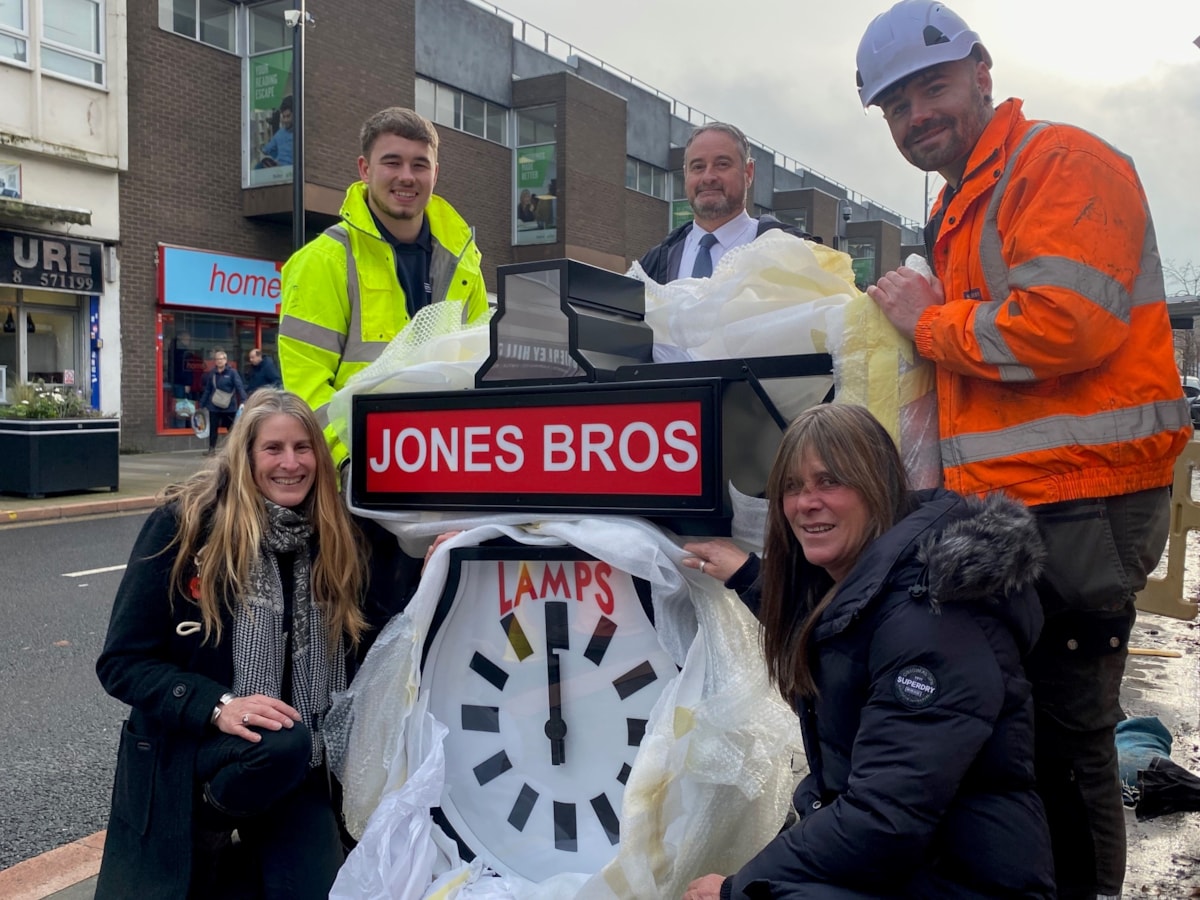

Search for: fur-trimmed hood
xmin=917 ymin=492 xmax=1045 ymax=610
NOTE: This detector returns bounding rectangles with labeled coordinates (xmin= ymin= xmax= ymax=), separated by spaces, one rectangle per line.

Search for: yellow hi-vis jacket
xmin=278 ymin=183 xmax=488 ymax=467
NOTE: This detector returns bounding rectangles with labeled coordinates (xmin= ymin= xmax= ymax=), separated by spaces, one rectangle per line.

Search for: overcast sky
xmin=495 ymin=0 xmax=1200 ymax=292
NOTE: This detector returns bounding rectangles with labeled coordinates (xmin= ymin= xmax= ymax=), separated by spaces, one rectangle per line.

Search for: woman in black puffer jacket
xmin=685 ymin=404 xmax=1055 ymax=899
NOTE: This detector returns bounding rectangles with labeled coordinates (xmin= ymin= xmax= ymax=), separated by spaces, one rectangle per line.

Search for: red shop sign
xmin=351 ymin=381 xmax=722 ymax=518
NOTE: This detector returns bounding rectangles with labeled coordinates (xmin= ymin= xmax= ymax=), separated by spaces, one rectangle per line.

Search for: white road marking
xmin=62 ymin=564 xmax=127 ymax=578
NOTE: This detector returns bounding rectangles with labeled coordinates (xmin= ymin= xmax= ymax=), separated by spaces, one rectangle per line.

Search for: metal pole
xmin=291 ymin=0 xmax=306 ymax=252
xmin=923 ymin=171 xmax=930 ymax=222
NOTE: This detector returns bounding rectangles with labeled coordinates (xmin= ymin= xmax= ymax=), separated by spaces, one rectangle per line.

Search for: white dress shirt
xmin=677 ymin=210 xmax=757 ymax=280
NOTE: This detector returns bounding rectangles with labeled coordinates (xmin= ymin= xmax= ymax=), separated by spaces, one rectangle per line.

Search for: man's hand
xmin=683 ymin=874 xmax=726 ymax=900
xmin=866 ymin=266 xmax=946 ymax=339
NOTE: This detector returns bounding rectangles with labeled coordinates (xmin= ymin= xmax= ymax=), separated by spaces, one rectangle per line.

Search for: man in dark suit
xmin=639 ymin=122 xmax=816 ymax=283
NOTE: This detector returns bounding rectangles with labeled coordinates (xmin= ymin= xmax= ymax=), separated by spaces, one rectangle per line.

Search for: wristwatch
xmin=211 ymin=692 xmax=235 ymax=725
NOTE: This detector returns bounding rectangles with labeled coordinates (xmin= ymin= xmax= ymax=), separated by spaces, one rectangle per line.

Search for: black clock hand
xmin=545 ymin=601 xmax=569 ymax=766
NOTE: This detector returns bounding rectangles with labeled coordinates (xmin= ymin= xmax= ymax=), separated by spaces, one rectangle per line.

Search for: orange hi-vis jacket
xmin=917 ymin=99 xmax=1190 ymax=506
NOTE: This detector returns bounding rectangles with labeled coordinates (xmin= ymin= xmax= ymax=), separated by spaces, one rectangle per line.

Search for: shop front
xmin=156 ymin=245 xmax=284 ymax=434
xmin=0 ymin=228 xmax=105 ymax=406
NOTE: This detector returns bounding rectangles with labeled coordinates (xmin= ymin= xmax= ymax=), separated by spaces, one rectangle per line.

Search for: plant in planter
xmin=0 ymin=380 xmax=120 ymax=498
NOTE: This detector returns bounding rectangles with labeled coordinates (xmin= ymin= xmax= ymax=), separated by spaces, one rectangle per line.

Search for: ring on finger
xmin=242 ymin=713 xmax=250 ymax=725
xmin=699 ymin=560 xmax=706 ymax=574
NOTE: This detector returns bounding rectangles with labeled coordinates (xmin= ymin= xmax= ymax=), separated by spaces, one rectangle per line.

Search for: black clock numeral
xmin=627 ymin=717 xmax=648 ymax=748
xmin=474 ymin=750 xmax=512 ymax=786
xmin=617 ymin=762 xmax=632 ymax=785
xmin=469 ymin=652 xmax=509 ymax=691
xmin=584 ymin=615 xmax=617 ymax=665
xmin=508 ymin=783 xmax=539 ymax=831
xmin=461 ymin=704 xmax=500 ymax=733
xmin=501 ymin=612 xmax=534 ymax=660
xmin=590 ymin=792 xmax=621 ymax=846
xmin=612 ymin=660 xmax=658 ymax=700
xmin=553 ymin=801 xmax=577 ymax=852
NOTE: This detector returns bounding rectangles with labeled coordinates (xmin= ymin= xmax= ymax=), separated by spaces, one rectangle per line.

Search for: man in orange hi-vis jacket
xmin=856 ymin=3 xmax=1191 ymax=899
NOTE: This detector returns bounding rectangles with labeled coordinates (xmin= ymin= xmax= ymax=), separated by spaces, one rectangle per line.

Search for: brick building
xmin=116 ymin=0 xmax=919 ymax=451
xmin=0 ymin=0 xmax=126 ymax=415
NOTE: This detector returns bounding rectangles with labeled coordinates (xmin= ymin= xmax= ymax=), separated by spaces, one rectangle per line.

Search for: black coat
xmin=724 ymin=491 xmax=1056 ymax=899
xmin=95 ymin=507 xmax=239 ymax=899
xmin=198 ymin=365 xmax=247 ymax=413
xmin=638 ymin=215 xmax=817 ymax=284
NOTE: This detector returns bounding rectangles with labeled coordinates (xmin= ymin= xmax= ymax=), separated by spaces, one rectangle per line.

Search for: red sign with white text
xmin=363 ymin=400 xmax=703 ymax=495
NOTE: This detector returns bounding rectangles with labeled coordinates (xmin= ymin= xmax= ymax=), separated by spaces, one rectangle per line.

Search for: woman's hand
xmin=423 ymin=531 xmax=462 ymax=573
xmin=682 ymin=539 xmax=750 ymax=583
xmin=214 ymin=693 xmax=301 ymax=742
xmin=682 ymin=873 xmax=726 ymax=900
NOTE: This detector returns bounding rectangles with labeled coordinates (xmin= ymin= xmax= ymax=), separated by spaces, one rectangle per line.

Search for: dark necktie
xmin=691 ymin=232 xmax=718 ymax=278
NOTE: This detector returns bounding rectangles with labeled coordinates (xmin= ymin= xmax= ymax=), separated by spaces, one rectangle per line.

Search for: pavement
xmin=0 ymin=448 xmax=208 ymax=900
xmin=0 ymin=449 xmax=1196 ymax=898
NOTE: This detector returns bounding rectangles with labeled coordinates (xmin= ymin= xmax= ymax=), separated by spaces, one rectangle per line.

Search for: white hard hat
xmin=856 ymin=0 xmax=991 ymax=107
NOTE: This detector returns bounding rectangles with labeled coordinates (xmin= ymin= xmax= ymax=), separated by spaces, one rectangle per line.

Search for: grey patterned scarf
xmin=232 ymin=500 xmax=347 ymax=768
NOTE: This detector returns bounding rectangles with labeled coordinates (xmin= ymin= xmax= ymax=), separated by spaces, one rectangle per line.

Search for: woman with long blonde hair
xmin=96 ymin=388 xmax=366 ymax=899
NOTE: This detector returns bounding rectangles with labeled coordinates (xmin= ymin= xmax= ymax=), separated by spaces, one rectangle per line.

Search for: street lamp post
xmin=286 ymin=2 xmax=310 ymax=253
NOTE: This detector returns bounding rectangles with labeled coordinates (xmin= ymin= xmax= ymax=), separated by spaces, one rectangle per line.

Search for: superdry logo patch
xmin=894 ymin=665 xmax=939 ymax=709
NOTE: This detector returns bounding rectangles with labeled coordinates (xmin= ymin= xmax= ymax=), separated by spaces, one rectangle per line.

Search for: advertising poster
xmin=247 ymin=49 xmax=294 ymax=187
xmin=670 ymin=199 xmax=694 ymax=231
xmin=514 ymin=143 xmax=557 ymax=246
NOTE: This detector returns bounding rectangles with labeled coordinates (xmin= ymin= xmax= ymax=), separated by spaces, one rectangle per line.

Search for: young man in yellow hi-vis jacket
xmin=279 ymin=106 xmax=488 ymax=472
xmin=279 ymin=107 xmax=488 ymax=632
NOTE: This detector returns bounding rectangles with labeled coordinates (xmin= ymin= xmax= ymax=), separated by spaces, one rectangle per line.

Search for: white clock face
xmin=421 ymin=546 xmax=675 ymax=883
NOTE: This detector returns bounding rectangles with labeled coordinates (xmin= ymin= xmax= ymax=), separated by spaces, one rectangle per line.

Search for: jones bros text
xmin=365 ymin=400 xmax=703 ymax=496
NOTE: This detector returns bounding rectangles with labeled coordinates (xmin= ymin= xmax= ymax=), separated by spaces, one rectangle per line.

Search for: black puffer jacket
xmin=724 ymin=490 xmax=1056 ymax=899
xmin=637 ymin=215 xmax=818 ymax=284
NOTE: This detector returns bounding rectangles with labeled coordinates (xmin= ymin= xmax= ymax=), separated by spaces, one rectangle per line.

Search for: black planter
xmin=0 ymin=418 xmax=120 ymax=498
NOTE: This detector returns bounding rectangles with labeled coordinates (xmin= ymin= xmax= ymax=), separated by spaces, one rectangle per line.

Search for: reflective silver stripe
xmin=971 ymin=300 xmax=1035 ymax=382
xmin=430 ymin=228 xmax=476 ymax=325
xmin=1133 ymin=218 xmax=1165 ymax=307
xmin=279 ymin=315 xmax=346 ymax=355
xmin=941 ymin=399 xmax=1191 ymax=468
xmin=323 ymin=225 xmax=382 ymax=365
xmin=1009 ymin=256 xmax=1130 ymax=323
xmin=978 ymin=123 xmax=1048 ymax=305
xmin=970 ymin=123 xmax=1049 ymax=379
xmin=313 ymin=401 xmax=331 ymax=428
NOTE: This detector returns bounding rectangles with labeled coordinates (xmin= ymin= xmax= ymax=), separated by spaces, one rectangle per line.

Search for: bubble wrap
xmin=628 ymin=234 xmax=941 ymax=490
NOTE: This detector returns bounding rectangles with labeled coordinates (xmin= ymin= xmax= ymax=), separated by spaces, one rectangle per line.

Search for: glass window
xmin=158 ymin=0 xmax=235 ymax=52
xmin=44 ymin=0 xmax=99 ymax=54
xmin=416 ymin=77 xmax=508 ymax=147
xmin=41 ymin=0 xmax=103 ymax=84
xmin=249 ymin=0 xmax=288 ymax=55
xmin=433 ymin=83 xmax=459 ymax=129
xmin=637 ymin=163 xmax=652 ymax=195
xmin=0 ymin=31 xmax=27 ymax=63
xmin=415 ymin=77 xmax=435 ymax=120
xmin=0 ymin=0 xmax=24 ymax=30
xmin=1 ymin=0 xmax=28 ymax=60
xmin=462 ymin=93 xmax=485 ymax=138
xmin=198 ymin=0 xmax=234 ymax=51
xmin=160 ymin=310 xmax=276 ymax=432
xmin=625 ymin=158 xmax=637 ymax=191
xmin=847 ymin=239 xmax=877 ymax=289
xmin=485 ymin=105 xmax=506 ymax=144
xmin=165 ymin=0 xmax=197 ymax=37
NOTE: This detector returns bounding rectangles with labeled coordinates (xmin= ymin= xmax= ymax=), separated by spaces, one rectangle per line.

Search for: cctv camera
xmin=841 ymin=203 xmax=852 ymax=223
xmin=283 ymin=9 xmax=301 ymax=26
